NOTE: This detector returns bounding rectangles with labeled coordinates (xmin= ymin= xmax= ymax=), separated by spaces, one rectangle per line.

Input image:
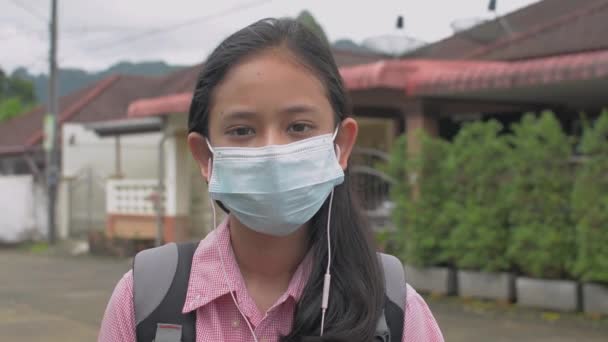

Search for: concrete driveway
xmin=1 ymin=249 xmax=606 ymax=341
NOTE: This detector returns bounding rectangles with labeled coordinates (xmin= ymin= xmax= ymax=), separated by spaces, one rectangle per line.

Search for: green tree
xmin=572 ymin=110 xmax=608 ymax=283
xmin=0 ymin=67 xmax=36 ymax=122
xmin=387 ymin=132 xmax=453 ymax=267
xmin=443 ymin=120 xmax=512 ymax=272
xmin=296 ymin=10 xmax=330 ymax=45
xmin=507 ymin=111 xmax=575 ymax=279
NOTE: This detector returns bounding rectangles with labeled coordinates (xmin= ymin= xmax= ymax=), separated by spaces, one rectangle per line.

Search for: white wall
xmin=62 ymin=123 xmax=162 ymax=179
xmin=0 ymin=175 xmax=47 ymax=243
xmin=164 ymin=114 xmax=191 ymax=216
xmin=60 ymin=123 xmax=162 ymax=238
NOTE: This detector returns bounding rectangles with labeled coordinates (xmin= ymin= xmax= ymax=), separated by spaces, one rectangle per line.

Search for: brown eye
xmin=227 ymin=126 xmax=255 ymax=136
xmin=288 ymin=123 xmax=313 ymax=134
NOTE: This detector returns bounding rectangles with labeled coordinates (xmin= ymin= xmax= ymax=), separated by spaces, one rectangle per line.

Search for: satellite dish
xmin=362 ymin=34 xmax=426 ymax=57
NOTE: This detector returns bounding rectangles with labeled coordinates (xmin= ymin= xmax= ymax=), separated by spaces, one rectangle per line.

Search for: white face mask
xmin=206 ymin=130 xmax=344 ymax=236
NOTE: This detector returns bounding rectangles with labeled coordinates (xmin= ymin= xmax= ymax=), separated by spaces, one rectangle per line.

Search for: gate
xmin=67 ymin=167 xmax=106 ymax=238
xmin=350 ymin=148 xmax=395 ymax=230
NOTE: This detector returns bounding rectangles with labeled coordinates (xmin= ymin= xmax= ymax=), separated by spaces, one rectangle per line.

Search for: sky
xmin=1 ymin=0 xmax=541 ymax=74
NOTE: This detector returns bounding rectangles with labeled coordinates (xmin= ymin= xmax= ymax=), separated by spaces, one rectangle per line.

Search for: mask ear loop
xmin=332 ymin=126 xmax=340 ymax=140
xmin=320 ymin=139 xmax=341 ymax=336
xmin=206 ymin=143 xmax=259 ymax=342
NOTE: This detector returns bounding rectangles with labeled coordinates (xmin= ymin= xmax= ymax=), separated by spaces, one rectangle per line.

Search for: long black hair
xmin=188 ymin=18 xmax=385 ymax=342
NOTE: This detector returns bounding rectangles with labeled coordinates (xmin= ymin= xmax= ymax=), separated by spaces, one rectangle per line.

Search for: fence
xmin=350 ymin=147 xmax=395 ymax=230
xmin=66 ymin=167 xmax=106 ymax=238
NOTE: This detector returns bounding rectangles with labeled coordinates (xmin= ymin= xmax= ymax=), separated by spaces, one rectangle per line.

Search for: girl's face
xmin=188 ymin=47 xmax=358 ymax=180
xmin=209 ymin=48 xmax=336 ymax=147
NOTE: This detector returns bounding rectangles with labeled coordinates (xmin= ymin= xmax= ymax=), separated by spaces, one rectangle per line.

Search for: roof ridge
xmin=464 ymin=0 xmax=608 ymax=59
xmin=330 ymin=47 xmax=385 ymax=58
xmin=25 ymin=75 xmax=121 ymax=146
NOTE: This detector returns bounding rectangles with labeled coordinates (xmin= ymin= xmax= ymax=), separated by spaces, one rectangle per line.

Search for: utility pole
xmin=47 ymin=0 xmax=59 ymax=244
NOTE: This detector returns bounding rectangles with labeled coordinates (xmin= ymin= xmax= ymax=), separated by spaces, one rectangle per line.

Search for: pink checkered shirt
xmin=99 ymin=218 xmax=444 ymax=341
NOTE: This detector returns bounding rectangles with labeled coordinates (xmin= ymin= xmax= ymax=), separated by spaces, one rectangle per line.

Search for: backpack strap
xmin=133 ymin=242 xmax=198 ymax=342
xmin=132 ymin=244 xmax=405 ymax=341
xmin=376 ymin=253 xmax=407 ymax=342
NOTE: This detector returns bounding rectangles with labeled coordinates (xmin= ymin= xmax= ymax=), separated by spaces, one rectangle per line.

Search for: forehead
xmin=210 ymin=48 xmax=331 ymax=114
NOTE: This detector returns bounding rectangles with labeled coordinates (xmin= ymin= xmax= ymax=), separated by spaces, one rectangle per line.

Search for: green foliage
xmin=387 ymin=132 xmax=453 ymax=267
xmin=572 ymin=110 xmax=608 ymax=283
xmin=296 ymin=10 xmax=330 ymax=46
xmin=0 ymin=67 xmax=36 ymax=122
xmin=386 ymin=110 xmax=606 ymax=280
xmin=506 ymin=112 xmax=575 ymax=279
xmin=384 ymin=135 xmax=409 ymax=258
xmin=0 ymin=69 xmax=35 ymax=103
xmin=443 ymin=120 xmax=511 ymax=271
xmin=0 ymin=97 xmax=33 ymax=122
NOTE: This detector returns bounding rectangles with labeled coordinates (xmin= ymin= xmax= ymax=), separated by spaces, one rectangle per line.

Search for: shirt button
xmin=231 ymin=320 xmax=240 ymax=328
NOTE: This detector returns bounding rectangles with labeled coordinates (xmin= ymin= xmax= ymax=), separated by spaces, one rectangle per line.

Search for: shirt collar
xmin=182 ymin=217 xmax=313 ymax=314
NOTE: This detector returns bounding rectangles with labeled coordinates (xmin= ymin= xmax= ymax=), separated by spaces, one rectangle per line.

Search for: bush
xmin=507 ymin=111 xmax=575 ymax=279
xmin=0 ymin=97 xmax=32 ymax=122
xmin=442 ymin=120 xmax=512 ymax=272
xmin=572 ymin=110 xmax=608 ymax=283
xmin=387 ymin=132 xmax=452 ymax=267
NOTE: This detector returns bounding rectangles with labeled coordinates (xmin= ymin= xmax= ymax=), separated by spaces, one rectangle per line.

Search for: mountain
xmin=11 ymin=61 xmax=184 ymax=103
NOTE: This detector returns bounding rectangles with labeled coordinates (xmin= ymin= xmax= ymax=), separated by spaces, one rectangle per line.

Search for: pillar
xmin=404 ymin=101 xmax=439 ymax=156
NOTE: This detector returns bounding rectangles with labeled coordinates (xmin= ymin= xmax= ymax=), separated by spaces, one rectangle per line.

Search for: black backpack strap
xmin=376 ymin=253 xmax=407 ymax=342
xmin=133 ymin=242 xmax=198 ymax=342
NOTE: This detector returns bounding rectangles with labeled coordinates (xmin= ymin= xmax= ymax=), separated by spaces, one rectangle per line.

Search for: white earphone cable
xmin=320 ymin=188 xmax=335 ymax=336
xmin=209 ymin=180 xmax=259 ymax=342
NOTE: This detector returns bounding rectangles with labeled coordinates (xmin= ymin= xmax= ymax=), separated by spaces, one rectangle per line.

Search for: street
xmin=1 ymin=250 xmax=606 ymax=341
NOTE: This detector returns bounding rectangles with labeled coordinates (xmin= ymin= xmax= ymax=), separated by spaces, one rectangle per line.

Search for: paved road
xmin=1 ymin=250 xmax=607 ymax=341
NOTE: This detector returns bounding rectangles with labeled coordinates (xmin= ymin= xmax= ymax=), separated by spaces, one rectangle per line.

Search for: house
xmin=0 ymin=66 xmax=204 ymax=240
xmin=117 ymin=0 xmax=608 ymax=242
xmin=7 ymin=0 xmax=606 ymax=244
xmin=0 ymin=49 xmax=386 ymax=244
xmin=97 ymin=49 xmax=389 ymax=244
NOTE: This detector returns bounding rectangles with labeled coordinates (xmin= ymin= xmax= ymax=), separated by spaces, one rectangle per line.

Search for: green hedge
xmin=386 ymin=132 xmax=452 ymax=267
xmin=443 ymin=120 xmax=511 ymax=272
xmin=572 ymin=111 xmax=608 ymax=283
xmin=386 ymin=110 xmax=608 ymax=281
xmin=506 ymin=112 xmax=575 ymax=279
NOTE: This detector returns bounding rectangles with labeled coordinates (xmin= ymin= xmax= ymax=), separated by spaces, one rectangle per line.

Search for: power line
xmin=9 ymin=0 xmax=47 ymax=23
xmin=0 ymin=25 xmax=147 ymax=42
xmin=88 ymin=0 xmax=273 ymax=52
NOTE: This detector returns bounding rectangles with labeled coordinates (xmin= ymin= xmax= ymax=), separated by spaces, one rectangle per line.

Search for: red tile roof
xmin=413 ymin=49 xmax=608 ymax=95
xmin=0 ymin=64 xmax=204 ymax=155
xmin=0 ymin=48 xmax=381 ymax=156
xmin=129 ymin=48 xmax=608 ymax=118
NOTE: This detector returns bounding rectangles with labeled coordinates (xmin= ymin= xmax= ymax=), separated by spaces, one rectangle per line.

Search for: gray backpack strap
xmin=376 ymin=253 xmax=407 ymax=342
xmin=133 ymin=242 xmax=197 ymax=342
xmin=133 ymin=243 xmax=178 ymax=325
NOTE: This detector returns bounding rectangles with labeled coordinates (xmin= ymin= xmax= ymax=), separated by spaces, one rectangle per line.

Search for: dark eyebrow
xmin=222 ymin=110 xmax=257 ymax=121
xmin=280 ymin=104 xmax=321 ymax=116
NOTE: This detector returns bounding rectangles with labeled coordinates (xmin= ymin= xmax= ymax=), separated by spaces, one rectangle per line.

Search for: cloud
xmin=1 ymin=0 xmax=541 ymax=74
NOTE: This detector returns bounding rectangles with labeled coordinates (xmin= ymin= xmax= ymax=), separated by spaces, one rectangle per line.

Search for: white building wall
xmin=60 ymin=123 xmax=162 ymax=238
xmin=62 ymin=123 xmax=161 ymax=179
xmin=0 ymin=175 xmax=47 ymax=243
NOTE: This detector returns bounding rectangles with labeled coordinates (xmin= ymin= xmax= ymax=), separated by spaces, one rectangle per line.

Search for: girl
xmin=99 ymin=18 xmax=443 ymax=342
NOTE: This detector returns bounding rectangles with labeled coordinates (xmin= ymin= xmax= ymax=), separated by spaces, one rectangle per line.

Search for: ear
xmin=334 ymin=117 xmax=358 ymax=170
xmin=187 ymin=132 xmax=212 ymax=182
